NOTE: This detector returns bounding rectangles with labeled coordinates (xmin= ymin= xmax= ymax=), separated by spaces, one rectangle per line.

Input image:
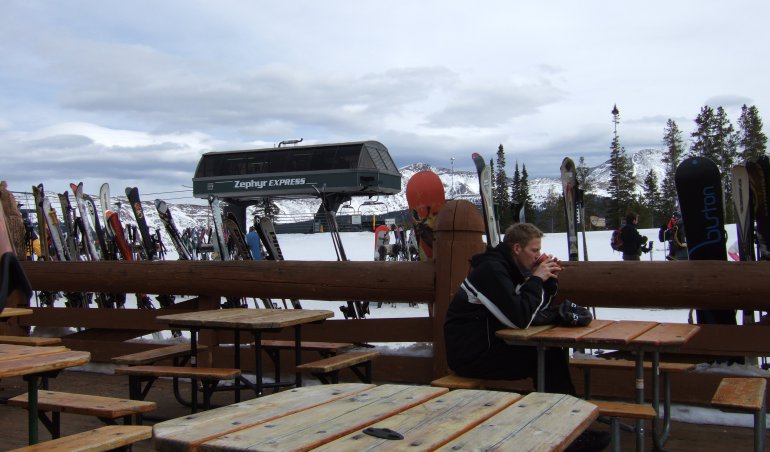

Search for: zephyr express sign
xmin=233 ymin=178 xmax=307 ymax=189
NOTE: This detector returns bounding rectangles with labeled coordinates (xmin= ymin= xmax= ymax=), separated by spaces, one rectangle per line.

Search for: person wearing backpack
xmin=620 ymin=211 xmax=647 ymax=261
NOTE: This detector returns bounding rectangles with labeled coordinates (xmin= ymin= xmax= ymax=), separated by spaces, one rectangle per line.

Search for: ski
xmin=471 ymin=154 xmax=499 ymax=248
xmin=31 ymin=184 xmax=50 ymax=261
xmin=675 ymin=156 xmax=735 ymax=326
xmin=256 ymin=216 xmax=285 ymax=261
xmin=71 ymin=183 xmax=102 ymax=261
xmin=107 ymin=211 xmax=133 ymax=261
xmin=731 ymin=164 xmax=755 ymax=261
xmin=83 ymin=193 xmax=111 ymax=260
xmin=125 ymin=187 xmax=157 ymax=261
xmin=58 ymin=191 xmax=81 ymax=261
xmin=40 ymin=197 xmax=68 ymax=262
xmin=560 ymin=157 xmax=580 ymax=261
xmin=155 ymin=199 xmax=193 ymax=260
xmin=747 ymin=155 xmax=770 ymax=260
xmin=99 ymin=183 xmax=114 ymax=238
xmin=223 ymin=213 xmax=251 ymax=261
xmin=208 ymin=196 xmax=229 ymax=261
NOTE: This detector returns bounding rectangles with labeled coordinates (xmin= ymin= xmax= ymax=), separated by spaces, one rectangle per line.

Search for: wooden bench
xmin=296 ymin=351 xmax=379 ymax=384
xmin=712 ymin=377 xmax=767 ymax=452
xmin=8 ymin=390 xmax=156 ymax=439
xmin=0 ymin=336 xmax=62 ymax=346
xmin=258 ymin=340 xmax=354 ymax=387
xmin=8 ymin=425 xmax=152 ymax=452
xmin=570 ymin=357 xmax=695 ymax=399
xmin=114 ymin=365 xmax=240 ymax=413
xmin=111 ymin=343 xmax=207 ymax=366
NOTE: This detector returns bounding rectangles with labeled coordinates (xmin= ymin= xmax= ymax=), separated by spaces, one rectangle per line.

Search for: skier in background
xmin=664 ymin=212 xmax=688 ymax=260
xmin=246 ymin=226 xmax=263 ymax=260
xmin=620 ymin=211 xmax=650 ymax=261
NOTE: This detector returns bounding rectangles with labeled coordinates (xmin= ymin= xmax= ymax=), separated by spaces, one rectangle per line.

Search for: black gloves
xmin=558 ymin=301 xmax=593 ymax=327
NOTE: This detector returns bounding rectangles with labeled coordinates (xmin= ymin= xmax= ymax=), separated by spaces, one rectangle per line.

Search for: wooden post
xmin=432 ymin=200 xmax=486 ymax=378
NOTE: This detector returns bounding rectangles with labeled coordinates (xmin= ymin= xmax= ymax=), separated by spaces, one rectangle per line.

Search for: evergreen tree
xmin=607 ymin=105 xmax=635 ymax=228
xmin=494 ymin=144 xmax=510 ymax=223
xmin=511 ymin=162 xmax=522 ymax=219
xmin=534 ymin=187 xmax=563 ymax=233
xmin=713 ymin=106 xmax=738 ymax=222
xmin=661 ymin=119 xmax=684 ymax=217
xmin=738 ymin=104 xmax=768 ymax=161
xmin=642 ymin=169 xmax=663 ymax=227
xmin=521 ymin=165 xmax=533 ymax=222
xmin=689 ymin=105 xmax=717 ymax=161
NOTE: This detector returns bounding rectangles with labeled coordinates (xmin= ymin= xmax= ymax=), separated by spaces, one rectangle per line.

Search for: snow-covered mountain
xmin=31 ymin=149 xmax=666 ymax=232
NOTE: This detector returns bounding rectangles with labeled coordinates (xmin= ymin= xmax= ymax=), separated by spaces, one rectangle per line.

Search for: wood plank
xmin=590 ymin=400 xmax=657 ymax=419
xmin=0 ymin=345 xmax=69 ymax=361
xmin=498 ymin=319 xmax=614 ymax=345
xmin=157 ymin=308 xmax=334 ymax=329
xmin=297 ymin=351 xmax=379 ymax=373
xmin=431 ymin=375 xmax=483 ymax=390
xmin=578 ymin=320 xmax=658 ymax=345
xmin=633 ymin=323 xmax=701 ymax=348
xmin=0 ymin=336 xmax=62 ymax=346
xmin=260 ymin=340 xmax=353 ymax=352
xmin=111 ymin=343 xmax=207 ymax=365
xmin=8 ymin=390 xmax=156 ymax=418
xmin=0 ymin=308 xmax=33 ymax=319
xmin=314 ymin=389 xmax=522 ymax=451
xmin=436 ymin=392 xmax=598 ymax=451
xmin=8 ymin=425 xmax=151 ymax=452
xmin=570 ymin=358 xmax=695 ymax=372
xmin=495 ymin=324 xmax=555 ymax=342
xmin=712 ymin=377 xmax=767 ymax=412
xmin=0 ymin=350 xmax=90 ymax=378
xmin=197 ymin=384 xmax=448 ymax=451
xmin=114 ymin=365 xmax=240 ymax=380
xmin=153 ymin=383 xmax=374 ymax=451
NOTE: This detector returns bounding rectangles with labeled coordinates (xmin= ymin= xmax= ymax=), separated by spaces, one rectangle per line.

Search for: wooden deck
xmin=0 ymin=369 xmax=764 ymax=451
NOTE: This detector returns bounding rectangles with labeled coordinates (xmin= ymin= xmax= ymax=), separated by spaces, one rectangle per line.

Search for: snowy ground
xmin=42 ymin=225 xmax=769 ymax=429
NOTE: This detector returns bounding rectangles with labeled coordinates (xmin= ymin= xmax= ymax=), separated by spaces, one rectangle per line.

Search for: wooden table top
xmin=0 ymin=307 xmax=34 ymax=319
xmin=0 ymin=344 xmax=90 ymax=379
xmin=153 ymin=383 xmax=598 ymax=451
xmin=496 ymin=320 xmax=700 ymax=350
xmin=156 ymin=308 xmax=334 ymax=329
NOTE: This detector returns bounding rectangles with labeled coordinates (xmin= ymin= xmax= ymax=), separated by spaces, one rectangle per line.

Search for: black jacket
xmin=444 ymin=243 xmax=557 ymax=372
xmin=620 ymin=223 xmax=645 ymax=257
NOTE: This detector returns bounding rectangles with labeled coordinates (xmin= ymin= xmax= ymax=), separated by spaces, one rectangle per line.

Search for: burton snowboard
xmin=406 ymin=169 xmax=447 ymax=260
xmin=675 ymin=156 xmax=735 ymax=325
xmin=560 ymin=157 xmax=580 ymax=261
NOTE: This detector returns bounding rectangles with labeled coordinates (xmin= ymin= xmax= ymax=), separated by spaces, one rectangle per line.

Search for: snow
xmin=46 ymin=225 xmax=768 ymax=429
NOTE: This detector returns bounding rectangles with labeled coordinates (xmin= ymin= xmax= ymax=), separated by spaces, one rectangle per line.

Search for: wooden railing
xmin=9 ymin=200 xmax=770 ymax=401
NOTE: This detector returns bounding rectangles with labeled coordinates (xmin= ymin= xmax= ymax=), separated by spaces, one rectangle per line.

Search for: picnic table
xmin=0 ymin=344 xmax=90 ymax=444
xmin=153 ymin=383 xmax=599 ymax=451
xmin=156 ymin=308 xmax=334 ymax=399
xmin=497 ymin=320 xmax=700 ymax=450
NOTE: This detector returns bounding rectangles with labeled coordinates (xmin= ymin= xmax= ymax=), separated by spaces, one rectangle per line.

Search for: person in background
xmin=246 ymin=226 xmax=263 ymax=260
xmin=665 ymin=212 xmax=688 ymax=260
xmin=620 ymin=211 xmax=648 ymax=261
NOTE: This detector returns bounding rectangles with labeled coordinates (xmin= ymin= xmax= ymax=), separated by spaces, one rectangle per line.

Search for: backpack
xmin=610 ymin=228 xmax=623 ymax=252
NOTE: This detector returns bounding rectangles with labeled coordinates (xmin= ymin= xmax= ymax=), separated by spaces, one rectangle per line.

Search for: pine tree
xmin=511 ymin=162 xmax=522 ymax=220
xmin=690 ymin=106 xmax=717 ymax=161
xmin=494 ymin=144 xmax=510 ymax=222
xmin=738 ymin=104 xmax=768 ymax=161
xmin=642 ymin=169 xmax=663 ymax=227
xmin=661 ymin=119 xmax=684 ymax=217
xmin=521 ymin=165 xmax=533 ymax=222
xmin=608 ymin=105 xmax=635 ymax=228
xmin=713 ymin=106 xmax=738 ymax=222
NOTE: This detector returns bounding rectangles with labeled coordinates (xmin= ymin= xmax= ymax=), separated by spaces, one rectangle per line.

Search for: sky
xmin=2 ymin=1 xmax=770 ymax=204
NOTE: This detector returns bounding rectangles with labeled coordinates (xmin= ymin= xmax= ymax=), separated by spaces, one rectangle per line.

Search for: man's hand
xmin=532 ymin=256 xmax=563 ymax=281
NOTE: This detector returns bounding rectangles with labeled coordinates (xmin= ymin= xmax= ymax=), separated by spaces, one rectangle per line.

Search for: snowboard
xmin=82 ymin=193 xmax=111 ymax=260
xmin=406 ymin=169 xmax=446 ymax=260
xmin=31 ymin=184 xmax=50 ymax=260
xmin=675 ymin=156 xmax=735 ymax=325
xmin=560 ymin=157 xmax=579 ymax=261
xmin=40 ymin=197 xmax=68 ymax=261
xmin=731 ymin=164 xmax=754 ymax=261
xmin=747 ymin=155 xmax=770 ymax=260
xmin=470 ymin=154 xmax=499 ymax=248
xmin=208 ymin=196 xmax=229 ymax=261
xmin=223 ymin=213 xmax=251 ymax=261
xmin=256 ymin=216 xmax=285 ymax=261
xmin=107 ymin=211 xmax=133 ymax=261
xmin=125 ymin=187 xmax=157 ymax=261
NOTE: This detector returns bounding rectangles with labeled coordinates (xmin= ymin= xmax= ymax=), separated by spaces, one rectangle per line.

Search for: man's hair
xmin=502 ymin=223 xmax=543 ymax=248
xmin=625 ymin=211 xmax=638 ymax=224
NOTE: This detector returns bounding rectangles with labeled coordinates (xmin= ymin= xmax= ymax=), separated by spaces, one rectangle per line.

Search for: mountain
xmin=30 ymin=149 xmax=667 ymax=232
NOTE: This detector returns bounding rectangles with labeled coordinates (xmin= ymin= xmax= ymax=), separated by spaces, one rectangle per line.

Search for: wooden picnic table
xmin=0 ymin=307 xmax=33 ymax=320
xmin=0 ymin=344 xmax=90 ymax=444
xmin=156 ymin=309 xmax=334 ymax=399
xmin=496 ymin=320 xmax=700 ymax=451
xmin=152 ymin=383 xmax=599 ymax=451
